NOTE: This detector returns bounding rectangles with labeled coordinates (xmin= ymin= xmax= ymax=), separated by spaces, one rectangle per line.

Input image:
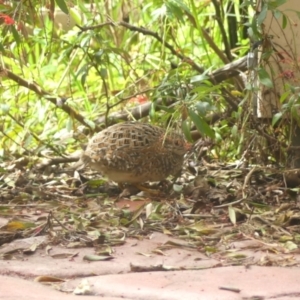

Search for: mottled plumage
xmin=79 ymin=122 xmax=191 ymax=184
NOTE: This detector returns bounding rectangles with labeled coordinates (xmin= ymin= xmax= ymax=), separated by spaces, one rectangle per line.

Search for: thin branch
xmin=78 ymin=20 xmax=247 ymax=91
xmin=77 ymin=21 xmax=205 ymax=74
xmin=211 ymin=0 xmax=233 ymax=61
xmin=1 ymin=55 xmax=248 ymax=132
xmin=0 ymin=68 xmax=97 ymax=132
xmin=210 ymin=56 xmax=247 ymax=83
xmin=7 ymin=112 xmax=64 ymax=157
xmin=95 ymin=97 xmax=176 ymax=126
xmin=201 ymin=28 xmax=230 ymax=65
xmin=200 ymin=28 xmax=245 ymax=90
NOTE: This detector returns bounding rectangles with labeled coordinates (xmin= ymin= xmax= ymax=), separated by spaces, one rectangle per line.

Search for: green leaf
xmin=272 ymin=112 xmax=282 ymax=126
xmin=172 ymin=0 xmax=192 ymax=15
xmin=69 ymin=7 xmax=82 ymax=26
xmin=268 ymin=0 xmax=287 ymax=9
xmin=189 ymin=109 xmax=215 ymax=138
xmin=231 ymin=125 xmax=238 ymax=137
xmin=257 ymin=4 xmax=268 ymax=25
xmin=11 ymin=26 xmax=21 ymax=45
xmin=190 ymin=73 xmax=210 ymax=83
xmin=195 ymin=101 xmax=214 ymax=116
xmin=166 ymin=2 xmax=184 ymax=23
xmin=273 ymin=10 xmax=282 ymax=20
xmin=55 ymin=0 xmax=69 ymax=14
xmin=250 ymin=17 xmax=261 ymax=39
xmin=258 ymin=68 xmax=274 ymax=88
xmin=181 ymin=119 xmax=193 ymax=142
xmin=66 ymin=118 xmax=73 ymax=132
xmin=279 ymin=90 xmax=290 ymax=103
xmin=100 ymin=68 xmax=108 ymax=78
xmin=282 ymin=14 xmax=287 ymax=29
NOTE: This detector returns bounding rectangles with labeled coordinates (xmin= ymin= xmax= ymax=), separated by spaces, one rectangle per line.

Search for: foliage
xmin=0 ymin=0 xmax=252 ymax=162
xmin=1 ymin=0 xmax=299 ymax=167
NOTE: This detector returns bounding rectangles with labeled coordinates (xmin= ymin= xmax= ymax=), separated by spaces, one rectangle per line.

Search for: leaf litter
xmin=1 ymin=155 xmax=300 ymax=268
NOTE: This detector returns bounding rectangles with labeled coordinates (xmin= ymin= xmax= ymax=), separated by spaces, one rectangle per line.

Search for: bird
xmin=77 ymin=121 xmax=192 ymax=192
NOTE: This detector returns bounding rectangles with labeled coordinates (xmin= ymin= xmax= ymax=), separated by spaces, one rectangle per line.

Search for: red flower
xmin=280 ymin=70 xmax=295 ymax=80
xmin=0 ymin=13 xmax=15 ymax=25
xmin=128 ymin=94 xmax=148 ymax=104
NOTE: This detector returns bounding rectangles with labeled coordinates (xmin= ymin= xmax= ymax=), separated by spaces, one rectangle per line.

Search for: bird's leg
xmin=134 ymin=184 xmax=161 ymax=195
xmin=117 ymin=182 xmax=161 ymax=195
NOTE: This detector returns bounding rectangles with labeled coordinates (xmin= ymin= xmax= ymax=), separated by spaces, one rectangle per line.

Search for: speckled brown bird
xmin=78 ymin=122 xmax=191 ymax=187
